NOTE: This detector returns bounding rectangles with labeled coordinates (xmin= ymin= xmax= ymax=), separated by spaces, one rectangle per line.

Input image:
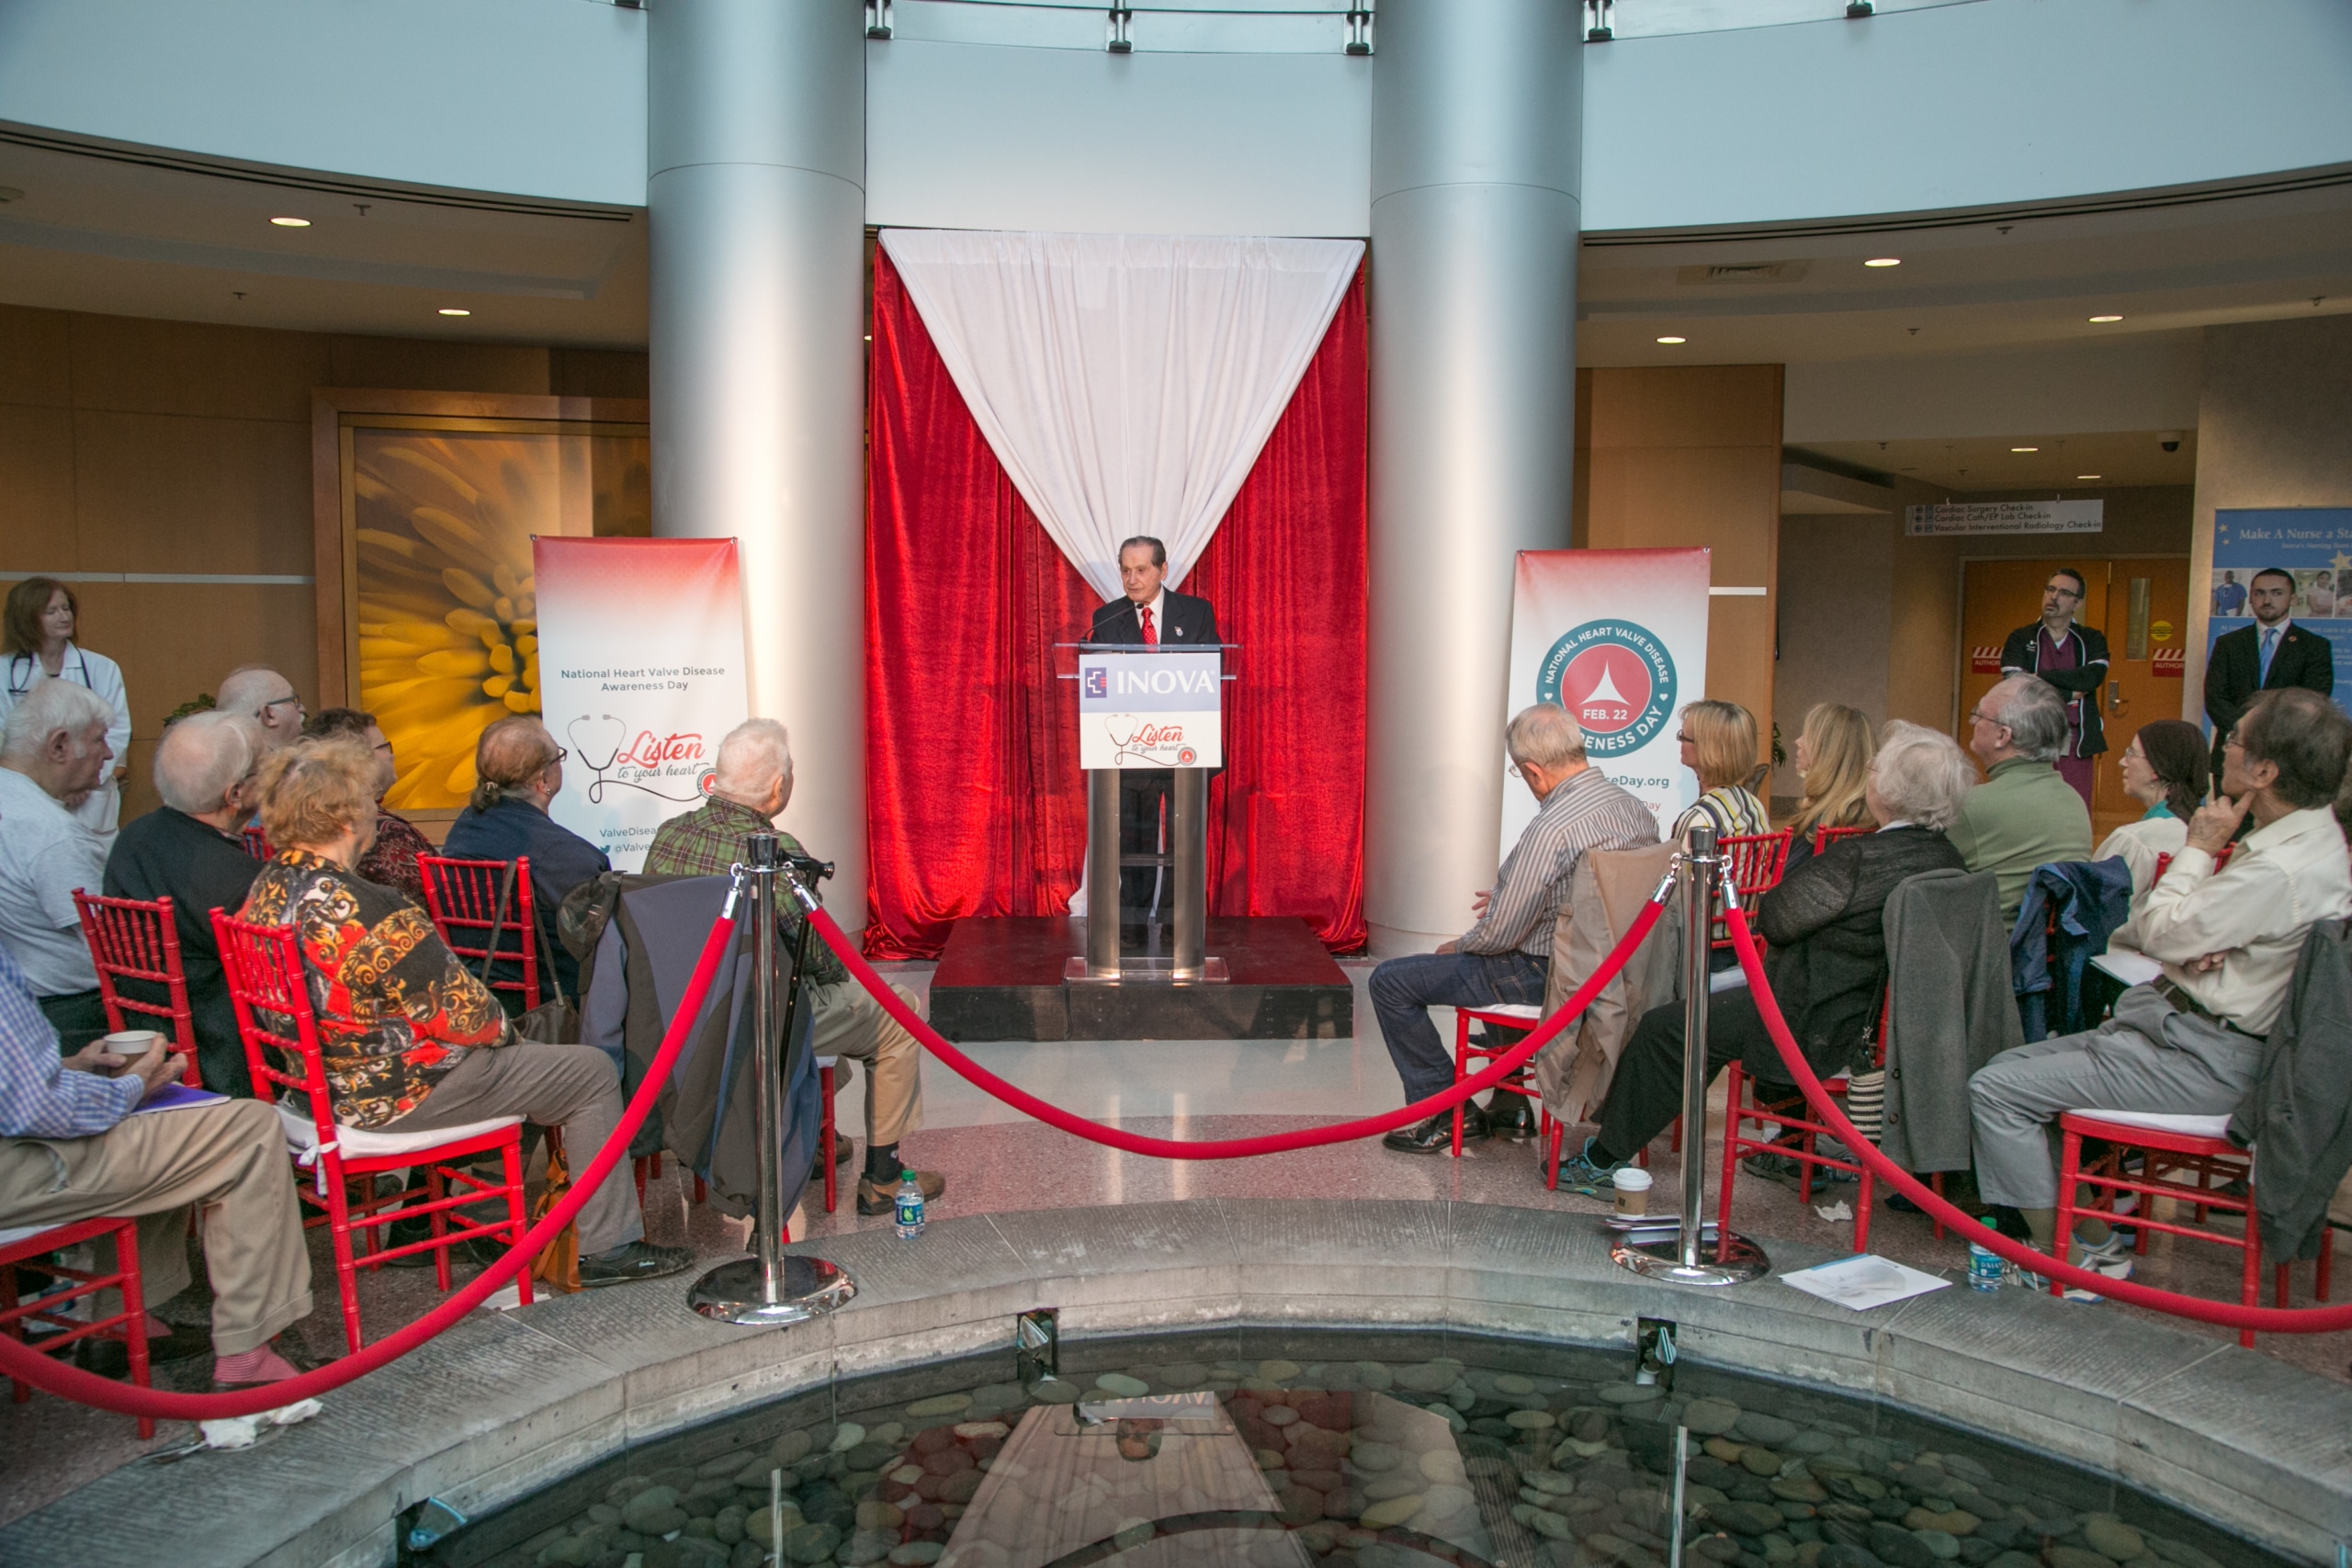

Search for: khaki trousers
xmin=806 ymin=981 xmax=924 ymax=1146
xmin=0 ymin=1099 xmax=313 ymax=1356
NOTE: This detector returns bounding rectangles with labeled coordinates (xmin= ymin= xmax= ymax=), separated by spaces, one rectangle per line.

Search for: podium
xmin=1069 ymin=643 xmax=1229 ymax=984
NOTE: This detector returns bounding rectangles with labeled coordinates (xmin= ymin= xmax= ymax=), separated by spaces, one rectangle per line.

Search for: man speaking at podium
xmin=1088 ymin=536 xmax=1220 ymax=946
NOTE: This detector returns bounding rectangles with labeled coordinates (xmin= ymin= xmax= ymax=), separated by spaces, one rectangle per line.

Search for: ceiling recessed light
xmin=1656 ymin=335 xmax=1686 ymax=344
xmin=2011 ymin=446 xmax=2039 ymax=453
xmin=269 ymin=216 xmax=311 ymax=228
xmin=2076 ymin=474 xmax=2101 ymax=480
xmin=2088 ymin=314 xmax=2123 ymax=323
xmin=1863 ymin=257 xmax=1901 ymax=267
xmin=437 ymin=308 xmax=471 ymax=317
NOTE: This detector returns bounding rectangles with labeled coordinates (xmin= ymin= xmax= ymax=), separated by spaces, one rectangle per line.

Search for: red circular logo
xmin=1559 ymin=645 xmax=1656 ymax=738
xmin=1176 ymin=747 xmax=1198 ymax=766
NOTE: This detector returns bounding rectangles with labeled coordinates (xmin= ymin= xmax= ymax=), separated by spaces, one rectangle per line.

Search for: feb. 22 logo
xmin=1536 ymin=619 xmax=1678 ymax=758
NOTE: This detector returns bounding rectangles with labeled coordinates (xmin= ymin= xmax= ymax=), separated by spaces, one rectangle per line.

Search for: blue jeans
xmin=1369 ymin=950 xmax=1550 ymax=1104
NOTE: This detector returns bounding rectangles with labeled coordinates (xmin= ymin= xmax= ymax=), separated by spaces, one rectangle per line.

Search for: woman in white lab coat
xmin=1 ymin=577 xmax=131 ymax=834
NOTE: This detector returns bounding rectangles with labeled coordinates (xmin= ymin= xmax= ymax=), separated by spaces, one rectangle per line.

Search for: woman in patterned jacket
xmin=238 ymin=738 xmax=692 ymax=1288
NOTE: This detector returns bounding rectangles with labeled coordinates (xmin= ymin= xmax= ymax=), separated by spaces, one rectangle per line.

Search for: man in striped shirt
xmin=1373 ymin=705 xmax=1660 ymax=1153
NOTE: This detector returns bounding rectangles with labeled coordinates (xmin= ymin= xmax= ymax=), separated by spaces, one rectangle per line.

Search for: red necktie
xmin=1140 ymin=606 xmax=1158 ymax=646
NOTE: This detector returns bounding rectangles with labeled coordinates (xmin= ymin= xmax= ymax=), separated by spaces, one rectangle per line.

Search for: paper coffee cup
xmin=104 ymin=1030 xmax=161 ymax=1051
xmin=1612 ymin=1166 xmax=1653 ymax=1216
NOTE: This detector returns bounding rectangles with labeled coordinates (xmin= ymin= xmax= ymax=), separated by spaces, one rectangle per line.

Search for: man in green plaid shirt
xmin=645 ymin=719 xmax=945 ymax=1216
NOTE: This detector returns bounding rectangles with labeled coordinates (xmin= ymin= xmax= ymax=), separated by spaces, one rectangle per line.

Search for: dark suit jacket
xmin=2205 ymin=621 xmax=2334 ymax=765
xmin=1089 ymin=588 xmax=1219 ymax=647
xmin=103 ymin=807 xmax=264 ymax=1096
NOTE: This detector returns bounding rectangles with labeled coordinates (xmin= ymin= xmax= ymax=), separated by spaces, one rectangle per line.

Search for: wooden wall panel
xmin=72 ymin=412 xmax=314 ymax=575
xmin=326 ymin=337 xmax=551 ymax=395
xmin=0 ymin=306 xmax=71 ymax=407
xmin=1580 ymin=364 xmax=1783 ymax=770
xmin=0 ymin=405 xmax=76 ymax=572
xmin=67 ymin=313 xmax=333 ymax=423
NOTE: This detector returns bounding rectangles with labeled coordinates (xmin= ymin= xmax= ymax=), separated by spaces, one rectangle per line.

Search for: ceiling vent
xmin=1676 ymin=261 xmax=1809 ymax=285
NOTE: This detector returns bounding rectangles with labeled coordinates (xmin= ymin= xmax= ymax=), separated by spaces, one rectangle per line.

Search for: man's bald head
xmin=217 ymin=665 xmax=305 ymax=746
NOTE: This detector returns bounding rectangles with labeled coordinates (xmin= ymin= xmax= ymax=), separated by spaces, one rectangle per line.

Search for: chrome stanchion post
xmin=1611 ymin=823 xmax=1769 ymax=1285
xmin=691 ymin=835 xmax=856 ymax=1325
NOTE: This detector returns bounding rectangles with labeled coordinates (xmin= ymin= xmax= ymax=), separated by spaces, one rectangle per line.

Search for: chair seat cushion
xmin=2070 ymin=1108 xmax=2233 ymax=1140
xmin=1465 ymin=1003 xmax=1543 ymax=1021
xmin=275 ymin=1101 xmax=522 ymax=1159
xmin=0 ymin=1224 xmax=56 ymax=1249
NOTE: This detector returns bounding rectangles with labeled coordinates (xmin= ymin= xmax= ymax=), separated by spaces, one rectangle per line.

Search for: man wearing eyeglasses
xmin=1997 ymin=569 xmax=2108 ymax=810
xmin=1949 ymin=675 xmax=2092 ymax=926
xmin=215 ymin=665 xmax=308 ymax=750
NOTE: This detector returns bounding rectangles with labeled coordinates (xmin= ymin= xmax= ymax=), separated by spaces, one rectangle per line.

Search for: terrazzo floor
xmin=3 ymin=960 xmax=2345 ymax=1530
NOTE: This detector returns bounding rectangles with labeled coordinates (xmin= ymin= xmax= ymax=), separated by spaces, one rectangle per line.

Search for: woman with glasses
xmin=303 ymin=707 xmax=433 ymax=905
xmin=441 ymin=715 xmax=609 ymax=1007
xmin=0 ymin=577 xmax=130 ymax=834
xmin=1670 ymin=700 xmax=1770 ymax=847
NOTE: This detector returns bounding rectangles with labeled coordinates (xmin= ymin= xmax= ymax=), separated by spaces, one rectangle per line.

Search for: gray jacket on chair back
xmin=2232 ymin=918 xmax=2352 ymax=1261
xmin=1881 ymin=868 xmax=2023 ymax=1173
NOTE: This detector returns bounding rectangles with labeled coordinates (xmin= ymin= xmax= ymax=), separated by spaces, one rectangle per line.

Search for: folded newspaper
xmin=1779 ymin=1254 xmax=1951 ymax=1311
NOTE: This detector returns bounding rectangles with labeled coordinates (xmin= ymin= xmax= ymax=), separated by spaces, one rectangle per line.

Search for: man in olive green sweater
xmin=1950 ymin=674 xmax=2094 ymax=924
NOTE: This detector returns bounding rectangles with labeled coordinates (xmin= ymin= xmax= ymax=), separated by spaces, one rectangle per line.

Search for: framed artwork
xmin=312 ymin=390 xmax=650 ymax=823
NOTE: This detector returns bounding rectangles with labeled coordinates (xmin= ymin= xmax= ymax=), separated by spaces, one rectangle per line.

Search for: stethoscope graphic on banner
xmin=565 ymin=714 xmax=714 ymax=805
xmin=6 ymin=653 xmax=96 ymax=698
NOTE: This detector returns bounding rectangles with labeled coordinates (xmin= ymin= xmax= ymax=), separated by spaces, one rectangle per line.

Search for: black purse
xmin=476 ymin=862 xmax=578 ymax=1043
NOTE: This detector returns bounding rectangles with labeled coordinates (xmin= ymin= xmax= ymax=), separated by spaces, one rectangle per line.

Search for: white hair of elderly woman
xmin=0 ymin=677 xmax=111 ymax=762
xmin=1506 ymin=703 xmax=1589 ymax=772
xmin=714 ymin=717 xmax=793 ymax=798
xmin=153 ymin=710 xmax=264 ymax=816
xmin=1871 ymin=720 xmax=1977 ymax=831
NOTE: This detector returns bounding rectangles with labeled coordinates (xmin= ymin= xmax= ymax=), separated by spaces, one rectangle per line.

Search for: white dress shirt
xmin=2135 ymin=806 xmax=2352 ymax=1035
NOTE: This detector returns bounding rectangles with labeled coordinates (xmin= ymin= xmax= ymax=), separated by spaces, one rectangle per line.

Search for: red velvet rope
xmin=1724 ymin=906 xmax=2352 ymax=1333
xmin=807 ymin=898 xmax=1667 ymax=1159
xmin=0 ymin=897 xmax=745 ymax=1420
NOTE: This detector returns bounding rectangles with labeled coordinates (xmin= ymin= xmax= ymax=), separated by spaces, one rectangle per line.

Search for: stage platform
xmin=927 ymin=915 xmax=1354 ymax=1042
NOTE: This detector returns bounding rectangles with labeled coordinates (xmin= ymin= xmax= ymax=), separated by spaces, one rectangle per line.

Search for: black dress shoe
xmin=1383 ymin=1107 xmax=1487 ymax=1155
xmin=74 ymin=1324 xmax=211 ymax=1377
xmin=1485 ymin=1095 xmax=1539 ymax=1143
xmin=577 ymin=1240 xmax=695 ymax=1289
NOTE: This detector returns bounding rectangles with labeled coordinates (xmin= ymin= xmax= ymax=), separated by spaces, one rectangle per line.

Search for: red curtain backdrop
xmin=864 ymin=250 xmax=1367 ymax=960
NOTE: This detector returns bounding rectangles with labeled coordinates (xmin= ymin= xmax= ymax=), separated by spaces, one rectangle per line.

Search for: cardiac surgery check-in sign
xmin=1077 ymin=650 xmax=1223 ymax=769
xmin=533 ymin=536 xmax=750 ymax=870
xmin=1501 ymin=547 xmax=1712 ymax=851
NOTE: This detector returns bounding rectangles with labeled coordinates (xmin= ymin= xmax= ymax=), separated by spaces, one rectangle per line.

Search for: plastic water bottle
xmin=893 ymin=1173 xmax=926 ymax=1239
xmin=1967 ymin=1217 xmax=2003 ymax=1292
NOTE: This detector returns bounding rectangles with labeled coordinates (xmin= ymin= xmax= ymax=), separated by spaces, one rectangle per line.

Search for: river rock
xmin=1773 ymin=1479 xmax=1828 ymax=1504
xmin=1736 ymin=1413 xmax=1802 ymax=1446
xmin=1905 ymin=1510 xmax=1979 ymax=1537
xmin=1365 ymin=1472 xmax=1427 ymax=1502
xmin=1709 ymin=1502 xmax=1788 ymax=1538
xmin=1984 ymin=1555 xmax=2040 ymax=1568
xmin=1350 ymin=1440 xmax=1404 ymax=1472
xmin=1743 ymin=1448 xmax=1786 ymax=1477
xmin=1029 ymin=1379 xmax=1081 ymax=1404
xmin=2049 ymin=1551 xmax=2113 ymax=1568
xmin=780 ymin=1522 xmax=842 ymax=1563
xmin=623 ymin=1488 xmax=689 ymax=1536
xmin=1816 ymin=1547 xmax=1884 ymax=1568
xmin=2083 ymin=1517 xmax=2146 ymax=1562
xmin=889 ymin=1546 xmax=944 ymax=1566
xmin=1494 ymin=1373 xmax=1537 ymax=1394
xmin=1683 ymin=1399 xmax=1743 ymax=1436
xmin=1395 ymin=1362 xmax=1461 ymax=1393
xmin=1092 ymin=1372 xmax=1150 ymax=1397
xmin=836 ymin=1529 xmax=896 ymax=1565
xmin=826 ymin=1423 xmax=865 ymax=1453
xmin=1508 ymin=1409 xmax=1559 ymax=1431
xmin=1521 ymin=1505 xmax=1577 ymax=1540
xmin=1419 ymin=1450 xmax=1468 ymax=1484
xmin=1868 ymin=1523 xmax=1939 ymax=1568
xmin=1354 ymin=1360 xmax=1397 ymax=1391
xmin=1913 ymin=1532 xmax=1960 ymax=1562
xmin=901 ymin=1393 xmax=971 ymax=1419
xmin=1259 ymin=1359 xmax=1303 ymax=1380
xmin=1361 ymin=1494 xmax=1425 ymax=1529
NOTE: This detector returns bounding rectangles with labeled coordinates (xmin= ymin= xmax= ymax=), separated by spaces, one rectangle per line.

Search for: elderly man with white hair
xmin=0 ymin=679 xmax=115 ymax=1048
xmin=1372 ymin=703 xmax=1660 ymax=1155
xmin=644 ymin=718 xmax=944 ymax=1216
xmin=214 ymin=664 xmax=307 ymax=750
xmin=1558 ymin=721 xmax=1976 ymax=1187
xmin=1951 ymin=672 xmax=2093 ymax=926
xmin=103 ymin=711 xmax=269 ymax=1095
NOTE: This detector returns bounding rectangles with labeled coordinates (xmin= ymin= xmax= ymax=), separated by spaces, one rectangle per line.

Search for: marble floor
xmin=3 ymin=958 xmax=2346 ymax=1529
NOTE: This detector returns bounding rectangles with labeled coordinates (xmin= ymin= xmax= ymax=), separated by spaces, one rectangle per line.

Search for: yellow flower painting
xmin=350 ymin=425 xmax=649 ymax=811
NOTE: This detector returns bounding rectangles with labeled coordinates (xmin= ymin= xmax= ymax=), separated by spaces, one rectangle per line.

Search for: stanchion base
xmin=1611 ymin=1228 xmax=1770 ymax=1286
xmin=689 ymin=1255 xmax=857 ymax=1325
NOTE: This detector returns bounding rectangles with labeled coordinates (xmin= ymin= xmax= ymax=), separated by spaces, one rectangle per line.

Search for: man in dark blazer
xmin=2206 ymin=566 xmax=2334 ymax=776
xmin=1087 ymin=536 xmax=1220 ymax=946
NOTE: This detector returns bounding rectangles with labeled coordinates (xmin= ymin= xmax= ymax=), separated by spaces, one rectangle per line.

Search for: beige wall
xmin=2186 ymin=314 xmax=2352 ymax=716
xmin=1576 ymin=364 xmax=1783 ymax=773
xmin=0 ymin=303 xmax=646 ymax=818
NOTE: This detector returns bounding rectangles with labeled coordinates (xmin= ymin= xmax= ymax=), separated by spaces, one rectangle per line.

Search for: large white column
xmin=649 ymin=0 xmax=868 ymax=920
xmin=1364 ymin=0 xmax=1583 ymax=954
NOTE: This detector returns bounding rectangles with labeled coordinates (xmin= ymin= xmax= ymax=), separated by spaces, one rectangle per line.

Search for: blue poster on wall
xmin=2208 ymin=507 xmax=2352 ymax=729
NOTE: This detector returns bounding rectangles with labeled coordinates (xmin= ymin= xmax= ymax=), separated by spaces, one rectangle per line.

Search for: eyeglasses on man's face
xmin=260 ymin=694 xmax=303 ymax=716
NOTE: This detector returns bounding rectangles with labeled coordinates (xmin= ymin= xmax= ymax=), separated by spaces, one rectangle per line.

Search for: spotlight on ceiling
xmin=1656 ymin=335 xmax=1686 ymax=344
xmin=2011 ymin=446 xmax=2039 ymax=453
xmin=1864 ymin=257 xmax=1901 ymax=267
xmin=269 ymin=217 xmax=311 ymax=228
xmin=2088 ymin=314 xmax=2124 ymax=323
xmin=2076 ymin=474 xmax=2102 ymax=480
xmin=438 ymin=308 xmax=471 ymax=317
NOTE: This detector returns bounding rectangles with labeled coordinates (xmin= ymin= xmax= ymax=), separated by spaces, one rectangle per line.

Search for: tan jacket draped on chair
xmin=1535 ymin=842 xmax=1682 ymax=1123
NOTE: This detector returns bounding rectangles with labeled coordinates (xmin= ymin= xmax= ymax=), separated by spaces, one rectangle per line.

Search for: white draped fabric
xmin=879 ymin=229 xmax=1363 ymax=598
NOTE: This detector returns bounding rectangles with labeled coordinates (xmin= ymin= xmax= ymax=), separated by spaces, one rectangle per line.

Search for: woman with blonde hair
xmin=1786 ymin=703 xmax=1875 ymax=868
xmin=1671 ymin=700 xmax=1770 ymax=845
xmin=238 ymin=735 xmax=690 ymax=1289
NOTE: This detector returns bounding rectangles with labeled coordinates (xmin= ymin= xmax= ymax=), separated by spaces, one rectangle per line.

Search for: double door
xmin=1957 ymin=557 xmax=2192 ymax=846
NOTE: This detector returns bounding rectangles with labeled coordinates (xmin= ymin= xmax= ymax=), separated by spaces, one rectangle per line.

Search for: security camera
xmin=2159 ymin=432 xmax=2183 ymax=453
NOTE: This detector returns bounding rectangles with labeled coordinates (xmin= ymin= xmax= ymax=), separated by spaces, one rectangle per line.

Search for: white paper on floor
xmin=1814 ymin=1201 xmax=1853 ymax=1222
xmin=1779 ymin=1254 xmax=1950 ymax=1311
xmin=198 ymin=1398 xmax=323 ymax=1450
xmin=478 ymin=1282 xmax=525 ymax=1312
